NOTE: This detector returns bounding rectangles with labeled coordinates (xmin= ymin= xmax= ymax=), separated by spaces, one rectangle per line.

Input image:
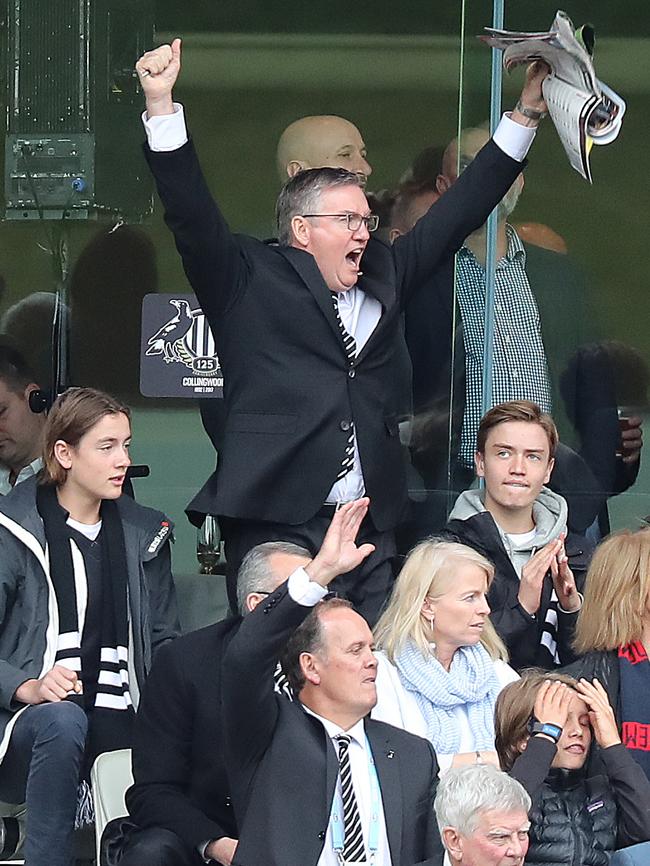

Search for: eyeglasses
xmin=301 ymin=212 xmax=379 ymax=232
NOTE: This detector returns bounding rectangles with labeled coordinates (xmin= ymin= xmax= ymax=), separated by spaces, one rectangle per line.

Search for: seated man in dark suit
xmin=104 ymin=540 xmax=311 ymax=866
xmin=223 ymin=498 xmax=444 ymax=866
xmin=136 ymin=39 xmax=549 ymax=626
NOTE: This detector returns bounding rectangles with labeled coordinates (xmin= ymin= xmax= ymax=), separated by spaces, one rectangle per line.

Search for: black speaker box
xmin=2 ymin=0 xmax=154 ymax=220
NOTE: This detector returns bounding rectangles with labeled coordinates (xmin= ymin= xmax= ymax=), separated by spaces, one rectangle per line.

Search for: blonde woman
xmin=373 ymin=540 xmax=518 ymax=771
xmin=564 ymin=527 xmax=650 ymax=781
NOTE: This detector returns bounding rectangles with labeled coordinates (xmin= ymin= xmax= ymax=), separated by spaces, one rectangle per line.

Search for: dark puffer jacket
xmin=527 ymin=768 xmax=616 ymax=866
xmin=509 ymin=736 xmax=650 ymax=866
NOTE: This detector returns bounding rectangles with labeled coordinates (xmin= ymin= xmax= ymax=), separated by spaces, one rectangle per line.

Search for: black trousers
xmin=105 ymin=825 xmax=201 ymax=866
xmin=220 ymin=510 xmax=397 ymax=627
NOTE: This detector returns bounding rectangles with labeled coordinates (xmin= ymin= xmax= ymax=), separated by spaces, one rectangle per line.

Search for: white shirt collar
xmin=302 ymin=704 xmax=367 ymax=748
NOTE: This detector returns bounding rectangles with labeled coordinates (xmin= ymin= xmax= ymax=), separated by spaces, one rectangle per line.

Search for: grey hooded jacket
xmin=444 ymin=486 xmax=592 ymax=671
xmin=0 ymin=476 xmax=180 ymax=763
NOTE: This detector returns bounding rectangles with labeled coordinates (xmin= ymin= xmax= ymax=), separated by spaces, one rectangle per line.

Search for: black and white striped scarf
xmin=36 ymin=484 xmax=134 ymax=772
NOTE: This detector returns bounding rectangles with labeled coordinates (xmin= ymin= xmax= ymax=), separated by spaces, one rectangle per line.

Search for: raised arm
xmin=395 ymin=63 xmax=549 ymax=302
xmin=135 ymin=39 xmax=248 ymax=321
xmin=222 ymin=501 xmax=374 ymax=772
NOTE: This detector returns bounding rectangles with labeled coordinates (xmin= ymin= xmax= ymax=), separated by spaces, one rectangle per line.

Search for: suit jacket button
xmin=340 ymin=419 xmax=351 ymax=431
xmin=348 ymin=369 xmax=356 ymax=378
xmin=318 ymin=831 xmax=326 ymax=840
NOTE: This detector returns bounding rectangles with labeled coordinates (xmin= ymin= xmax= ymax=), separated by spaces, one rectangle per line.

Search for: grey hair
xmin=236 ymin=540 xmax=311 ymax=615
xmin=434 ymin=764 xmax=531 ymax=837
xmin=275 ymin=167 xmax=363 ymax=246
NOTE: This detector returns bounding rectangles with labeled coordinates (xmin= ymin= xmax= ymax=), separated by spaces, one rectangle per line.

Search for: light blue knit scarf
xmin=394 ymin=640 xmax=500 ymax=754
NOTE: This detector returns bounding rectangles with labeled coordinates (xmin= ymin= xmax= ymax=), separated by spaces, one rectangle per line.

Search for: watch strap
xmin=515 ymin=99 xmax=548 ymax=121
xmin=529 ymin=720 xmax=563 ymax=743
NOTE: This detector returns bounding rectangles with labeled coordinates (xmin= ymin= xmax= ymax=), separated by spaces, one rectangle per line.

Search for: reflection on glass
xmin=197 ymin=514 xmax=221 ymax=575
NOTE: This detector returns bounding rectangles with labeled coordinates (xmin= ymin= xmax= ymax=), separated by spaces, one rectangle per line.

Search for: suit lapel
xmin=277 ymin=246 xmax=344 ymax=347
xmin=279 ymin=243 xmax=400 ymax=360
xmin=365 ymin=722 xmax=402 ymax=863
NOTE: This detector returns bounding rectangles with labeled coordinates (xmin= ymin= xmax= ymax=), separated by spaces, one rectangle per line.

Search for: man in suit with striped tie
xmin=223 ymin=499 xmax=444 ymax=866
xmin=137 ymin=39 xmax=549 ymax=625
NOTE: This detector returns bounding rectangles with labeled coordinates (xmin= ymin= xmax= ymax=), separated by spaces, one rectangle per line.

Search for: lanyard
xmin=330 ymin=734 xmax=381 ymax=865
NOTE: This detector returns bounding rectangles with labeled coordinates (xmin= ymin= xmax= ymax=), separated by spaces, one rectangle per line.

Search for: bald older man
xmin=276 ymin=115 xmax=371 ymax=183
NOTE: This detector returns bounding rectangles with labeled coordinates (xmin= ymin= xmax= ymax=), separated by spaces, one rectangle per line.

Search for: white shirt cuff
xmin=142 ymin=102 xmax=188 ymax=152
xmin=492 ymin=112 xmax=537 ymax=163
xmin=287 ymin=567 xmax=328 ymax=606
xmin=198 ymin=840 xmax=212 ymax=862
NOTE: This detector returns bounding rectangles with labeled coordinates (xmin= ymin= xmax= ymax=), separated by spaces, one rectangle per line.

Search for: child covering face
xmin=494 ymin=671 xmax=650 ymax=866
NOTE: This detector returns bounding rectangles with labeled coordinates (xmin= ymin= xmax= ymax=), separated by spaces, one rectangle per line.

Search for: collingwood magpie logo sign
xmin=140 ymin=293 xmax=223 ymax=398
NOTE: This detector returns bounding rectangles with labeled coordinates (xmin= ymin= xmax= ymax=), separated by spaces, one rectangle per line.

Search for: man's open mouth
xmin=346 ymin=248 xmax=364 ymax=268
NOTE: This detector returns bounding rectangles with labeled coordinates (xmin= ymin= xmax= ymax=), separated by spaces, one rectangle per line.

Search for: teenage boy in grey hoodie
xmin=444 ymin=400 xmax=593 ymax=672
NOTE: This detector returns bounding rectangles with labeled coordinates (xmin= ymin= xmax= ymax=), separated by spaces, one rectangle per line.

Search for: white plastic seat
xmin=90 ymin=749 xmax=133 ymax=866
xmin=0 ymin=802 xmax=25 ymax=864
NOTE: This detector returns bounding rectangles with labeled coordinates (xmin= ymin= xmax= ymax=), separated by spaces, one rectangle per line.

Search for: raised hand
xmin=305 ymin=498 xmax=375 ymax=587
xmin=135 ymin=37 xmax=182 ymax=117
xmin=533 ymin=679 xmax=573 ymax=730
xmin=576 ymin=678 xmax=620 ymax=749
xmin=512 ymin=60 xmax=551 ymax=125
xmin=519 ymin=538 xmax=562 ymax=614
xmin=14 ymin=665 xmax=81 ymax=705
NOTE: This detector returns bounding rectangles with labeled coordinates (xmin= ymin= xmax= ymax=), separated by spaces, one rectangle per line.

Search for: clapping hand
xmin=519 ymin=539 xmax=562 ymax=614
xmin=550 ymin=533 xmax=581 ymax=612
xmin=305 ymin=498 xmax=375 ymax=587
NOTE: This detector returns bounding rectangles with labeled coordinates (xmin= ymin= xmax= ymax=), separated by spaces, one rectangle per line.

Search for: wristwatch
xmin=527 ymin=719 xmax=563 ymax=743
xmin=515 ymin=99 xmax=548 ymax=121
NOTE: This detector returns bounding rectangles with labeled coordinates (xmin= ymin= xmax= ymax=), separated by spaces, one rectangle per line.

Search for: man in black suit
xmin=105 ymin=540 xmax=312 ymax=866
xmin=223 ymin=498 xmax=443 ymax=866
xmin=136 ymin=40 xmax=548 ymax=623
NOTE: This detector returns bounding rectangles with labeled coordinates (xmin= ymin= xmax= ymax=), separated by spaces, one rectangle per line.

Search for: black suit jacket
xmin=145 ymin=136 xmax=523 ymax=531
xmin=126 ymin=619 xmax=240 ymax=851
xmin=222 ymin=583 xmax=444 ymax=866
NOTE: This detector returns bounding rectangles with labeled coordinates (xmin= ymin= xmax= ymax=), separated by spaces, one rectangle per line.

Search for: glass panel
xmin=0 ymin=3 xmax=469 ymax=622
xmin=453 ymin=0 xmax=650 ymax=540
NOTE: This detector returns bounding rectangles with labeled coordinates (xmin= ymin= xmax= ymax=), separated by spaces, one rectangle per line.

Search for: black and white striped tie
xmin=335 ymin=734 xmax=366 ymax=862
xmin=331 ymin=293 xmax=356 ymax=479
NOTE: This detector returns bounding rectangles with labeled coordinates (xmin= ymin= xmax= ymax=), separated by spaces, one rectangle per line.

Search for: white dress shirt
xmin=305 ymin=710 xmax=392 ymax=866
xmin=143 ymin=107 xmax=537 ymax=508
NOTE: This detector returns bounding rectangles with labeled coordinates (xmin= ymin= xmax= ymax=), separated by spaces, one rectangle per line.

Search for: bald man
xmin=276 ymin=115 xmax=371 ymax=183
